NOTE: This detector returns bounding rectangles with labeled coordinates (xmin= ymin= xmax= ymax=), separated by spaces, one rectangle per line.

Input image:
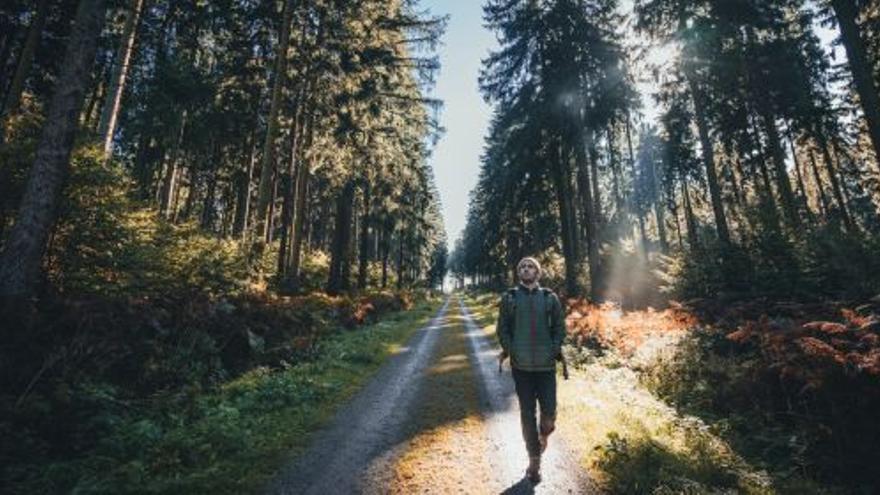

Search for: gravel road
xmin=264 ymin=295 xmax=597 ymax=494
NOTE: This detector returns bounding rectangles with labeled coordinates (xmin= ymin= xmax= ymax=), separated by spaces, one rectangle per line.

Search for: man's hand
xmin=498 ymin=350 xmax=508 ymax=373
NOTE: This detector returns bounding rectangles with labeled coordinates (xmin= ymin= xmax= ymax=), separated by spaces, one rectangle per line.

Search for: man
xmin=497 ymin=256 xmax=565 ymax=484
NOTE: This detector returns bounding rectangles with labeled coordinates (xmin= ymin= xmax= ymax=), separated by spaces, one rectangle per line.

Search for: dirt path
xmin=265 ymin=296 xmax=597 ymax=494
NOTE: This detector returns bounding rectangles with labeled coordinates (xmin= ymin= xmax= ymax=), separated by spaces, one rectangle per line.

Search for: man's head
xmin=517 ymin=257 xmax=541 ymax=285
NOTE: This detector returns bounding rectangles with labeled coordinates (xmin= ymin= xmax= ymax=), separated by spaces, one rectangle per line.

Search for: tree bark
xmin=553 ymin=136 xmax=581 ymax=297
xmin=357 ymin=177 xmax=372 ymax=290
xmin=159 ymin=110 xmax=187 ymax=219
xmin=681 ymin=175 xmax=699 ymax=251
xmin=808 ymin=147 xmax=832 ymax=219
xmin=252 ymin=0 xmax=296 ymax=250
xmin=686 ymin=71 xmax=730 ymax=246
xmin=233 ymin=134 xmax=256 ymax=238
xmin=818 ymin=135 xmax=855 ymax=231
xmin=761 ymin=111 xmax=800 ymax=230
xmin=830 ymin=0 xmax=880 ymax=170
xmin=98 ymin=0 xmax=144 ymax=161
xmin=0 ymin=0 xmax=108 ymax=298
xmin=327 ymin=180 xmax=355 ymax=295
xmin=575 ymin=131 xmax=600 ymax=298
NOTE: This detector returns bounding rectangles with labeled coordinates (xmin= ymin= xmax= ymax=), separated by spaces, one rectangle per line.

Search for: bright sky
xmin=421 ymin=0 xmax=842 ymax=251
xmin=420 ymin=0 xmax=497 ymax=251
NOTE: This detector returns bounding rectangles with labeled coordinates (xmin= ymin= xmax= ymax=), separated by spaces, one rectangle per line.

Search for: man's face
xmin=518 ymin=261 xmax=539 ymax=284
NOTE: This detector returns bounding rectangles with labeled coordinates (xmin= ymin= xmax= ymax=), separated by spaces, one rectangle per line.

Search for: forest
xmin=0 ymin=0 xmax=449 ymax=492
xmin=2 ymin=0 xmax=880 ymax=493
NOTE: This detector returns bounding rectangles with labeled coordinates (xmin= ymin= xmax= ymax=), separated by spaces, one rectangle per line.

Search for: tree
xmin=0 ymin=0 xmax=108 ymax=297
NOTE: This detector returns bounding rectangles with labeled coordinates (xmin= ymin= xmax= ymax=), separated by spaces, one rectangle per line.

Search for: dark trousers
xmin=512 ymin=368 xmax=557 ymax=457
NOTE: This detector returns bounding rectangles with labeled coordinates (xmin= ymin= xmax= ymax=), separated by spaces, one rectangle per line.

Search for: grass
xmin=7 ymin=297 xmax=442 ymax=494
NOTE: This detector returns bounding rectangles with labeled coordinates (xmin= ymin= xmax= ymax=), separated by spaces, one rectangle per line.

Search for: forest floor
xmin=268 ymin=292 xmax=865 ymax=494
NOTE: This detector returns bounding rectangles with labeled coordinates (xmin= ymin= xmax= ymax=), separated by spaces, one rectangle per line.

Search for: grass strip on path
xmin=18 ymin=297 xmax=443 ymax=495
xmin=388 ymin=296 xmax=498 ymax=494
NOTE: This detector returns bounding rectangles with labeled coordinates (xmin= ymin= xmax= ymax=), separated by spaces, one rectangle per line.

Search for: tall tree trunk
xmin=830 ymin=0 xmax=880 ymax=170
xmin=396 ymin=229 xmax=405 ymax=290
xmin=681 ymin=175 xmax=699 ymax=251
xmin=200 ymin=158 xmax=218 ymax=231
xmin=607 ymin=125 xmax=623 ymax=215
xmin=588 ymin=138 xmax=603 ymax=232
xmin=808 ymin=147 xmax=832 ymax=219
xmin=787 ymin=131 xmax=812 ymax=219
xmin=686 ymin=72 xmax=730 ymax=246
xmin=233 ymin=134 xmax=256 ymax=238
xmin=553 ymin=137 xmax=581 ymax=297
xmin=761 ymin=111 xmax=801 ymax=230
xmin=288 ymin=95 xmax=316 ymax=291
xmin=625 ymin=114 xmax=648 ymax=258
xmin=381 ymin=221 xmax=391 ymax=289
xmin=252 ymin=0 xmax=295 ymax=251
xmin=357 ymin=177 xmax=372 ymax=290
xmin=98 ymin=0 xmax=144 ymax=161
xmin=817 ymin=131 xmax=854 ymax=231
xmin=160 ymin=110 xmax=187 ymax=219
xmin=0 ymin=0 xmax=50 ymax=141
xmin=177 ymin=164 xmax=197 ymax=223
xmin=575 ymin=131 xmax=600 ymax=298
xmin=0 ymin=0 xmax=108 ymax=298
xmin=327 ymin=180 xmax=355 ymax=295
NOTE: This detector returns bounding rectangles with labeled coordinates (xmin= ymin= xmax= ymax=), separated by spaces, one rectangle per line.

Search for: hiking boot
xmin=526 ymin=455 xmax=541 ymax=484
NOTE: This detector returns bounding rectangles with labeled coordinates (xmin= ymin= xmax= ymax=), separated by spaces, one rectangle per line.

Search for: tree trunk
xmin=761 ymin=111 xmax=800 ymax=229
xmin=252 ymin=0 xmax=296 ymax=251
xmin=233 ymin=135 xmax=256 ymax=238
xmin=288 ymin=95 xmax=315 ymax=291
xmin=200 ymin=142 xmax=223 ymax=232
xmin=817 ymin=132 xmax=854 ymax=231
xmin=831 ymin=0 xmax=880 ymax=170
xmin=808 ymin=147 xmax=832 ymax=219
xmin=396 ymin=231 xmax=405 ymax=290
xmin=681 ymin=175 xmax=699 ymax=251
xmin=575 ymin=131 xmax=600 ymax=298
xmin=357 ymin=177 xmax=372 ymax=290
xmin=0 ymin=0 xmax=50 ymax=140
xmin=686 ymin=71 xmax=730 ymax=246
xmin=0 ymin=0 xmax=108 ymax=298
xmin=98 ymin=0 xmax=144 ymax=161
xmin=381 ymin=221 xmax=390 ymax=288
xmin=787 ymin=131 xmax=812 ymax=219
xmin=553 ymin=137 xmax=581 ymax=297
xmin=160 ymin=110 xmax=187 ymax=219
xmin=327 ymin=180 xmax=355 ymax=295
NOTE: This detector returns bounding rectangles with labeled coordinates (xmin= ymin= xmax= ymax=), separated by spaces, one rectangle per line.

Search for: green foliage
xmin=595 ymin=429 xmax=749 ymax=495
xmin=1 ymin=293 xmax=439 ymax=494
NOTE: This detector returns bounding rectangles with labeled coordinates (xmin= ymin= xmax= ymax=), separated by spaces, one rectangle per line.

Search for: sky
xmin=420 ymin=1 xmax=842 ymax=252
xmin=419 ymin=0 xmax=496 ymax=252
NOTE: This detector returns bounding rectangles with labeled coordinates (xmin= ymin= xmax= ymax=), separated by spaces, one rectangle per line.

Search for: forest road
xmin=264 ymin=295 xmax=597 ymax=494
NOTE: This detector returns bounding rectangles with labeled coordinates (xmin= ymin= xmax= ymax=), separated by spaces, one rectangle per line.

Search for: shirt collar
xmin=517 ymin=282 xmax=541 ymax=294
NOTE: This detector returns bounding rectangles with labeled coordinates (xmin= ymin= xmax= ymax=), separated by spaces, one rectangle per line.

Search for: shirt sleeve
xmin=549 ymin=293 xmax=565 ymax=356
xmin=497 ymin=294 xmax=512 ymax=353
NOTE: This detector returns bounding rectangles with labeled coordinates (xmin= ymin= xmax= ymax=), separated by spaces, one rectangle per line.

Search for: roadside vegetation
xmin=463 ymin=291 xmax=870 ymax=493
